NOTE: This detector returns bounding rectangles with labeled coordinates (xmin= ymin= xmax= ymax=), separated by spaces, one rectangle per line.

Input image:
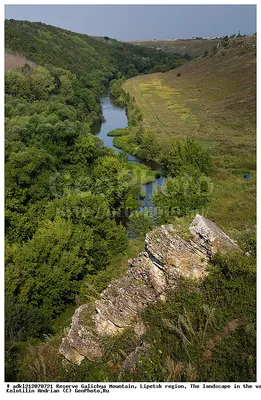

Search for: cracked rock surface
xmin=59 ymin=215 xmax=239 ymax=364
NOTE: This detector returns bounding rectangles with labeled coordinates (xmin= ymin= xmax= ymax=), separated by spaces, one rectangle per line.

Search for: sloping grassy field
xmin=123 ymin=37 xmax=256 ymax=232
xmin=126 ymin=38 xmax=221 ymax=56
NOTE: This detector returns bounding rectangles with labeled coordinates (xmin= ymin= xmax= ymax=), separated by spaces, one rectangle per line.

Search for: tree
xmin=93 ymin=156 xmax=132 ymax=209
xmin=152 ymin=173 xmax=212 ymax=222
xmin=5 ymin=146 xmax=55 ymax=204
xmin=5 ymin=294 xmax=52 ymax=343
xmin=5 ymin=218 xmax=94 ymax=317
xmin=127 ymin=210 xmax=154 ymax=238
xmin=74 ymin=135 xmax=102 ymax=165
xmin=52 ymin=67 xmax=76 ymax=99
xmin=44 ymin=191 xmax=128 ymax=265
xmin=5 ymin=70 xmax=31 ymax=98
xmin=136 ymin=130 xmax=160 ymax=161
xmin=30 ymin=66 xmax=55 ymax=100
xmin=159 ymin=138 xmax=212 ymax=177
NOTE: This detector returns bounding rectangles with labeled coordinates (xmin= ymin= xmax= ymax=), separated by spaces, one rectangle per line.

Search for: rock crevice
xmin=59 ymin=215 xmax=239 ymax=364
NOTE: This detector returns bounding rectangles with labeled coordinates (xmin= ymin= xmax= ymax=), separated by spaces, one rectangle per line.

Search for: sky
xmin=4 ymin=3 xmax=256 ymax=41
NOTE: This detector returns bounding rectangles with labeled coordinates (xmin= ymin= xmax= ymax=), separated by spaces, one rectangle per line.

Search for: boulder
xmin=59 ymin=304 xmax=103 ymax=363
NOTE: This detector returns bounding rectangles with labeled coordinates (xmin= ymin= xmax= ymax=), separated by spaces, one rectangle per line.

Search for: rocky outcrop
xmin=189 ymin=214 xmax=238 ymax=255
xmin=59 ymin=214 xmax=239 ymax=364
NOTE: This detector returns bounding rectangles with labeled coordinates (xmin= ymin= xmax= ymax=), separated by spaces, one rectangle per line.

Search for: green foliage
xmin=109 ymin=77 xmax=127 ymax=106
xmin=5 ymin=146 xmax=55 ymax=202
xmin=129 ymin=162 xmax=160 ymax=185
xmin=92 ymin=156 xmax=135 ymax=209
xmin=5 ymin=219 xmax=95 ymax=317
xmin=5 ymin=70 xmax=31 ymax=98
xmin=159 ymin=137 xmax=212 ymax=177
xmin=127 ymin=210 xmax=154 ymax=238
xmin=243 ymin=233 xmax=256 ymax=255
xmin=149 ymin=64 xmax=170 ymax=73
xmin=126 ymin=98 xmax=143 ymax=126
xmin=113 ymin=127 xmax=160 ymax=162
xmin=5 ymin=66 xmax=56 ymax=101
xmin=30 ymin=66 xmax=56 ymax=100
xmin=6 ymin=190 xmax=128 ymax=317
xmin=17 ymin=342 xmax=64 ymax=382
xmin=74 ymin=135 xmax=102 ymax=165
xmin=203 ymin=252 xmax=256 ymax=315
xmin=4 ymin=61 xmax=123 ymax=250
xmin=134 ymin=130 xmax=160 ymax=161
xmin=45 ymin=192 xmax=110 ymax=226
xmin=113 ymin=133 xmax=138 ymax=154
xmin=5 ymin=145 xmax=56 ymax=242
xmin=152 ymin=173 xmax=212 ymax=222
xmin=5 ymin=294 xmax=52 ymax=344
xmin=107 ymin=128 xmax=128 ymax=137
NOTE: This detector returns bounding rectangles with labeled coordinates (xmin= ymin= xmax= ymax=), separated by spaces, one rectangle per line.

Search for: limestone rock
xmin=145 ymin=224 xmax=208 ymax=281
xmin=59 ymin=215 xmax=239 ymax=364
xmin=60 ymin=304 xmax=102 ymax=363
xmin=59 ymin=337 xmax=85 ymax=365
xmin=189 ymin=214 xmax=239 ymax=255
xmin=134 ymin=321 xmax=147 ymax=337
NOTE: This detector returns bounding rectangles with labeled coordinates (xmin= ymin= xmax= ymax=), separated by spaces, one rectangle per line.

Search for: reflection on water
xmin=91 ymin=95 xmax=127 ymax=153
xmin=91 ymin=93 xmax=163 ymax=209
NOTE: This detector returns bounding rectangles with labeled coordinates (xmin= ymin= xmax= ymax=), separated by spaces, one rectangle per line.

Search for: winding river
xmin=91 ymin=93 xmax=163 ymax=209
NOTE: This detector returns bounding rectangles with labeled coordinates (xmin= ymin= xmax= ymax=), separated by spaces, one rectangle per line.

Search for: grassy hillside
xmin=123 ymin=37 xmax=256 ymax=231
xmin=5 ymin=19 xmax=118 ymax=76
xmin=126 ymin=38 xmax=221 ymax=56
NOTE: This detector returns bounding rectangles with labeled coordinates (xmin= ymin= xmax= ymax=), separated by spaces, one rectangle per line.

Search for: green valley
xmin=4 ymin=17 xmax=256 ymax=384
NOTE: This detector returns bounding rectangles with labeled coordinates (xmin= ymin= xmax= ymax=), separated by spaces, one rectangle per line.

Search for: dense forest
xmin=5 ymin=19 xmax=256 ymax=382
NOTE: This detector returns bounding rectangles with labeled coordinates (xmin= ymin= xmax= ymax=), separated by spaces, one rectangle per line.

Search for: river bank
xmin=91 ymin=91 xmax=163 ymax=209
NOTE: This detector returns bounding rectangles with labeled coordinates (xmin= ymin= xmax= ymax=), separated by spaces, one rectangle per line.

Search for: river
xmin=91 ymin=93 xmax=163 ymax=210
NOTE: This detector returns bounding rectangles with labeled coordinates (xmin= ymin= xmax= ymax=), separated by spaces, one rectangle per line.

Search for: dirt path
xmin=133 ymin=81 xmax=170 ymax=128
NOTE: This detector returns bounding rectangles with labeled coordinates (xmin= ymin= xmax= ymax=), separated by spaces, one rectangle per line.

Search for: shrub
xmin=127 ymin=210 xmax=154 ymax=238
xmin=17 ymin=342 xmax=64 ymax=382
xmin=152 ymin=173 xmax=212 ymax=222
xmin=159 ymin=137 xmax=212 ymax=177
